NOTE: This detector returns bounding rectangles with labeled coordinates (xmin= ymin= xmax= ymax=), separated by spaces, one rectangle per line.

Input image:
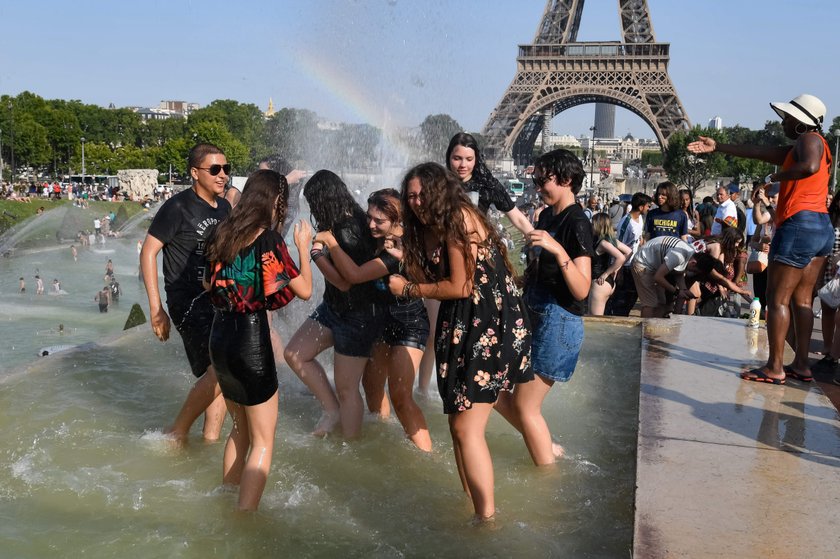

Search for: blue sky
xmin=1 ymin=0 xmax=838 ymax=140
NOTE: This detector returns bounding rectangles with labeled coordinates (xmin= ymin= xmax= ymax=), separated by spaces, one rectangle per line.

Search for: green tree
xmin=640 ymin=150 xmax=663 ymax=167
xmin=663 ymin=127 xmax=726 ymax=196
xmin=263 ymin=108 xmax=321 ymax=165
xmin=419 ymin=114 xmax=462 ymax=160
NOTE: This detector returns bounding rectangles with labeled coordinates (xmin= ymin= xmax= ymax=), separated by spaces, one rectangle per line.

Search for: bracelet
xmin=402 ymin=282 xmax=415 ymax=299
xmin=310 ymin=248 xmax=325 ymax=262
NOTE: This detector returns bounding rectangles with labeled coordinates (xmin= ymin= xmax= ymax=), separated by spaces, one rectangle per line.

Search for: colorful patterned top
xmin=209 ymin=229 xmax=299 ymax=313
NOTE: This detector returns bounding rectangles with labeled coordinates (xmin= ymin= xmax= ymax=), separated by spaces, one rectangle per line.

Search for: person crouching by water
xmin=388 ymin=163 xmax=532 ymax=523
xmin=205 ymin=169 xmax=312 ymax=511
xmin=494 ymin=149 xmax=593 ymax=465
xmin=95 ymin=285 xmax=111 ymax=312
xmin=284 ymin=170 xmax=384 ymax=438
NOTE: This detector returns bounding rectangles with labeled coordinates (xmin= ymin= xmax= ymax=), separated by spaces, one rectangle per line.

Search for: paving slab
xmin=634 ymin=315 xmax=840 ymax=559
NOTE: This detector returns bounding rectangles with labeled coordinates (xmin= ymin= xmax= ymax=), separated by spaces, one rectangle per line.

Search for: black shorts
xmin=210 ymin=309 xmax=277 ymax=406
xmin=381 ymin=299 xmax=429 ymax=350
xmin=170 ymin=294 xmax=214 ymax=378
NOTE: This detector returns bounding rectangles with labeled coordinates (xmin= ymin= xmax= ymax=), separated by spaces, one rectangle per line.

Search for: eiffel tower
xmin=482 ymin=0 xmax=690 ymax=164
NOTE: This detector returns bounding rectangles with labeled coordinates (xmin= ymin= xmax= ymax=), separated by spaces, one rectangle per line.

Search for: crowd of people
xmin=135 ymin=92 xmax=836 ymax=518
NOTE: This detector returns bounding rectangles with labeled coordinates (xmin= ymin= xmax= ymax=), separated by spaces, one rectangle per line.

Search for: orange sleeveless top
xmin=775 ymin=133 xmax=832 ymax=225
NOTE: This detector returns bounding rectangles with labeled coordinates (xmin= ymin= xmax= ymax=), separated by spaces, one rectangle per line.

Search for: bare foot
xmin=312 ymin=411 xmax=340 ymax=438
xmin=552 ymin=442 xmax=565 ymax=459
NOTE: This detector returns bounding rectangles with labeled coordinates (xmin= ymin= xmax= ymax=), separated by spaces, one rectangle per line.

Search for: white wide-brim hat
xmin=770 ymin=94 xmax=826 ymax=129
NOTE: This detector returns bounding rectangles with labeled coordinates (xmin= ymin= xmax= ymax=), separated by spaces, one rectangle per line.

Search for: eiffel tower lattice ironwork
xmin=482 ymin=0 xmax=690 ymax=164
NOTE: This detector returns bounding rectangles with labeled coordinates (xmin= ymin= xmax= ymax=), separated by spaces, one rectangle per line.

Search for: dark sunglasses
xmin=197 ymin=164 xmax=231 ymax=176
xmin=532 ymin=175 xmax=553 ymax=188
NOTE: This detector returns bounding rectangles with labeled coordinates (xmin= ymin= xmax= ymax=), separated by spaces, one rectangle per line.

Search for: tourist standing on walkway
xmin=689 ymin=94 xmax=833 ymax=385
xmin=644 ymin=181 xmax=688 ymax=240
xmin=493 ymin=149 xmax=591 ymax=466
xmin=315 ymin=188 xmax=432 ymax=452
xmin=748 ymin=182 xmax=779 ymax=315
xmin=140 ymin=143 xmax=232 ymax=442
xmin=611 ymin=192 xmax=651 ymax=316
xmin=284 ymin=170 xmax=383 ymax=439
xmin=206 ymin=169 xmax=312 ymax=511
xmin=389 ymin=162 xmax=532 ymax=522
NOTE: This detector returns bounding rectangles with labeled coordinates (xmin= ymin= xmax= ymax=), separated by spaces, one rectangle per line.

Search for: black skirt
xmin=210 ymin=309 xmax=277 ymax=405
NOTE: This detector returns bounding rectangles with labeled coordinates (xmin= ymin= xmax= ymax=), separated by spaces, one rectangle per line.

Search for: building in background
xmin=593 ymin=103 xmax=616 ymax=139
xmin=708 ymin=116 xmax=723 ymax=130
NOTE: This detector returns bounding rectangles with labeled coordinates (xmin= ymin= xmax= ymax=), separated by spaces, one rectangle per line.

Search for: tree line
xmin=0 ymin=91 xmax=468 ymax=182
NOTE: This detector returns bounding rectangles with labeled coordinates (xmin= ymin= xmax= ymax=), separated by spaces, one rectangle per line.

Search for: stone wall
xmin=117 ymin=169 xmax=158 ymax=200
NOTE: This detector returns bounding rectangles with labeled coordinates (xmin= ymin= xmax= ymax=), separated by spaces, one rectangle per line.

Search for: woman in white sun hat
xmin=688 ymin=93 xmax=833 ymax=386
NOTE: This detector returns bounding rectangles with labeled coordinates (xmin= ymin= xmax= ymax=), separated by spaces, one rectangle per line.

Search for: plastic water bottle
xmin=747 ymin=297 xmax=761 ymax=328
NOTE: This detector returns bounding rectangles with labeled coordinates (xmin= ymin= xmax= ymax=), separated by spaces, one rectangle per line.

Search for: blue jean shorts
xmin=310 ymin=301 xmax=384 ymax=358
xmin=524 ymin=285 xmax=584 ymax=383
xmin=381 ymin=299 xmax=429 ymax=350
xmin=770 ymin=210 xmax=834 ymax=269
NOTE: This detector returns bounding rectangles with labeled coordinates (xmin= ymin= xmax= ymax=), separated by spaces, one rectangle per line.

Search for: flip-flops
xmin=741 ymin=368 xmax=785 ymax=385
xmin=783 ymin=365 xmax=813 ymax=383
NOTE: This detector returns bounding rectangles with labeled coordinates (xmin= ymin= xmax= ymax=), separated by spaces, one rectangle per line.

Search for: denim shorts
xmin=381 ymin=299 xmax=429 ymax=350
xmin=524 ymin=285 xmax=584 ymax=383
xmin=770 ymin=210 xmax=834 ymax=269
xmin=310 ymin=301 xmax=384 ymax=358
xmin=170 ymin=294 xmax=214 ymax=378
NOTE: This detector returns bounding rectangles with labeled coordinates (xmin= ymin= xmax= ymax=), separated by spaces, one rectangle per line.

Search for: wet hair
xmin=689 ymin=252 xmax=726 ymax=280
xmin=206 ymin=170 xmax=288 ymax=265
xmin=712 ymin=226 xmax=744 ymax=264
xmin=591 ymin=213 xmax=615 ymax=243
xmin=367 ymin=188 xmax=401 ymax=225
xmin=400 ymin=162 xmax=511 ymax=282
xmin=303 ymin=170 xmax=365 ymax=232
xmin=630 ymin=192 xmax=652 ymax=211
xmin=655 ymin=181 xmax=680 ymax=210
xmin=445 ymin=132 xmax=499 ymax=189
xmin=533 ymin=149 xmax=585 ymax=195
xmin=259 ymin=154 xmax=293 ymax=175
xmin=187 ymin=143 xmax=224 ymax=174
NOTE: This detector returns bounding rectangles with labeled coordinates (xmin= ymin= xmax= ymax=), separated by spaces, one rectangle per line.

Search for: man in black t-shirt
xmin=140 ymin=143 xmax=231 ymax=443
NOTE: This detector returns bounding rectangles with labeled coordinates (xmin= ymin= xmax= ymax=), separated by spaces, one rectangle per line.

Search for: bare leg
xmin=448 ymin=403 xmax=495 ymax=519
xmin=362 ymin=343 xmax=390 ymax=417
xmin=762 ymin=262 xmax=805 ymax=379
xmin=284 ymin=318 xmax=340 ymax=436
xmin=417 ymin=299 xmax=439 ymax=393
xmin=588 ymin=281 xmax=613 ymax=316
xmin=333 ymin=353 xmax=369 ymax=439
xmin=167 ymin=365 xmax=224 ymax=443
xmin=223 ymin=400 xmax=249 ymax=486
xmin=512 ymin=376 xmax=557 ymax=465
xmin=237 ymin=392 xmax=278 ymax=511
xmin=820 ymin=301 xmax=836 ymax=354
xmin=495 ymin=387 xmax=562 ymax=463
xmin=387 ymin=346 xmax=431 ymax=452
xmin=789 ymin=257 xmax=825 ymax=374
xmin=202 ymin=392 xmax=227 ymax=441
xmin=268 ymin=309 xmax=286 ymax=369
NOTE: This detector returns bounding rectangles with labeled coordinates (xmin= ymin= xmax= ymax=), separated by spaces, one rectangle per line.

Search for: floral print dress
xmin=429 ymin=242 xmax=533 ymax=414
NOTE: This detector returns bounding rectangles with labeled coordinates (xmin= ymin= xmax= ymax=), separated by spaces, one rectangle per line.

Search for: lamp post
xmin=8 ymin=101 xmax=14 ymax=184
xmin=833 ymin=129 xmax=840 ymax=193
xmin=80 ymin=137 xmax=86 ymax=187
xmin=589 ymin=126 xmax=597 ymax=193
xmin=0 ymin=128 xmax=3 ymax=184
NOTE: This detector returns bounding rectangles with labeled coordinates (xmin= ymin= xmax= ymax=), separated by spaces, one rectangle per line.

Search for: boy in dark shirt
xmin=140 ymin=143 xmax=232 ymax=443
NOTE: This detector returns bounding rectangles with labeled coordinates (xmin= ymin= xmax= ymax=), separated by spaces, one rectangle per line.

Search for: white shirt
xmin=617 ymin=213 xmax=645 ymax=266
xmin=711 ymin=199 xmax=736 ymax=235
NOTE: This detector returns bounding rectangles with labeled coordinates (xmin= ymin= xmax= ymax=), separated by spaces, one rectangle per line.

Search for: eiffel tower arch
xmin=483 ymin=0 xmax=690 ymax=164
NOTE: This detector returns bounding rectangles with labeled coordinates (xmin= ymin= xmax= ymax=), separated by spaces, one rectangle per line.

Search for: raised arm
xmin=687 ymin=136 xmax=791 ymax=166
xmin=288 ymin=220 xmax=313 ymax=300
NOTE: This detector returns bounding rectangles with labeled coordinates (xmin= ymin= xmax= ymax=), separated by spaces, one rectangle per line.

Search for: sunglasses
xmin=532 ymin=175 xmax=553 ymax=188
xmin=197 ymin=164 xmax=231 ymax=176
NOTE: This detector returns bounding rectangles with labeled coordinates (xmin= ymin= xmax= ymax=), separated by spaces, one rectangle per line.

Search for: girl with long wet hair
xmin=284 ymin=170 xmax=383 ymax=438
xmin=205 ymin=169 xmax=313 ymax=510
xmin=314 ymin=188 xmax=432 ymax=451
xmin=589 ymin=213 xmax=630 ymax=315
xmin=389 ymin=162 xmax=532 ymax=522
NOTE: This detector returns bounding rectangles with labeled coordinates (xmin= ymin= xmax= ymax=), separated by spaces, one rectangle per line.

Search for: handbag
xmin=746 ymin=249 xmax=768 ymax=274
xmin=818 ymin=276 xmax=840 ymax=309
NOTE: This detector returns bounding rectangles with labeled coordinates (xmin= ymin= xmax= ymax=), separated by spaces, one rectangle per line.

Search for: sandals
xmin=741 ymin=368 xmax=785 ymax=385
